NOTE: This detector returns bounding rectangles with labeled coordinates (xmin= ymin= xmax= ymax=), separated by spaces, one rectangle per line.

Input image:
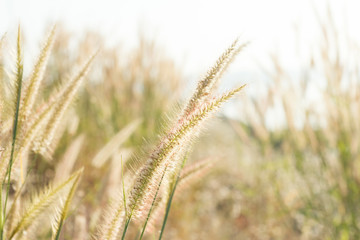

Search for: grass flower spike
xmin=98 ymin=39 xmax=246 ymax=239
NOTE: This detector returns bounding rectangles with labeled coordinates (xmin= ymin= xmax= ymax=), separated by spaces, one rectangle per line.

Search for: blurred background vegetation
xmin=1 ymin=3 xmax=360 ymax=240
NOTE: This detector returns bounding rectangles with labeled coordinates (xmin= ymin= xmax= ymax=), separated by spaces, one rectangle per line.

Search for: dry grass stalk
xmin=92 ymin=119 xmax=141 ymax=168
xmin=54 ymin=134 xmax=85 ymax=184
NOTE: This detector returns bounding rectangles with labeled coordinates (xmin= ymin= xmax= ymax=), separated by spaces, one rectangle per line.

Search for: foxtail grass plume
xmin=19 ymin=26 xmax=55 ymax=125
xmin=51 ymin=168 xmax=82 ymax=240
xmin=8 ymin=169 xmax=83 ymax=239
xmin=33 ymin=51 xmax=98 ymax=158
xmin=97 ymin=39 xmax=246 ymax=239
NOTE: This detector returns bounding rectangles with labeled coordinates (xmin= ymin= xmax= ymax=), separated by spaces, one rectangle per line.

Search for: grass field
xmin=0 ymin=9 xmax=359 ymax=240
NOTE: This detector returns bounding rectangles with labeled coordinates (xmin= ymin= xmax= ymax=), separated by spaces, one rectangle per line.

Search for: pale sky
xmin=1 ymin=0 xmax=360 ymax=126
xmin=0 ymin=0 xmax=359 ymax=77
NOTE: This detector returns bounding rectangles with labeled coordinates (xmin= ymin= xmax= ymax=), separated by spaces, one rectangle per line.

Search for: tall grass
xmin=0 ymin=26 xmax=245 ymax=239
xmin=230 ymin=9 xmax=360 ymax=239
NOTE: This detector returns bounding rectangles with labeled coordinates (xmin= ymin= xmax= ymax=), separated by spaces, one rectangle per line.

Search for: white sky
xmin=1 ymin=0 xmax=360 ymax=126
xmin=0 ymin=0 xmax=359 ymax=77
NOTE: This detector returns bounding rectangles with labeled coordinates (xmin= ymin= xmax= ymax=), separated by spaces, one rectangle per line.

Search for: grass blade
xmin=0 ymin=26 xmax=23 ymax=240
xmin=92 ymin=119 xmax=141 ymax=168
xmin=139 ymin=165 xmax=168 ymax=240
xmin=8 ymin=169 xmax=83 ymax=239
xmin=158 ymin=154 xmax=187 ymax=240
xmin=52 ymin=168 xmax=83 ymax=240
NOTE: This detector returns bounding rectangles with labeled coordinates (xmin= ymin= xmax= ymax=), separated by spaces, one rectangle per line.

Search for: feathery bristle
xmin=20 ymin=26 xmax=56 ymax=124
xmin=97 ymin=195 xmax=125 ymax=240
xmin=51 ymin=168 xmax=83 ymax=240
xmin=127 ymin=85 xmax=245 ymax=223
xmin=8 ymin=169 xmax=83 ymax=239
xmin=34 ymin=51 xmax=97 ymax=157
xmin=183 ymin=39 xmax=246 ymax=117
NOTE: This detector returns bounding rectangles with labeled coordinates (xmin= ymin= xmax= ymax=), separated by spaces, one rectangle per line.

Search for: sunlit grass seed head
xmin=33 ymin=51 xmax=97 ymax=157
xmin=125 ymin=56 xmax=245 ymax=228
xmin=96 ymin=38 xmax=246 ymax=239
xmin=19 ymin=26 xmax=55 ymax=125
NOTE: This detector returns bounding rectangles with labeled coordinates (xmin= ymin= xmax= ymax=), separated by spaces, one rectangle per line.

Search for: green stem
xmin=139 ymin=165 xmax=168 ymax=240
xmin=121 ymin=217 xmax=132 ymax=240
xmin=158 ymin=155 xmax=187 ymax=240
xmin=0 ymin=27 xmax=23 ymax=240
